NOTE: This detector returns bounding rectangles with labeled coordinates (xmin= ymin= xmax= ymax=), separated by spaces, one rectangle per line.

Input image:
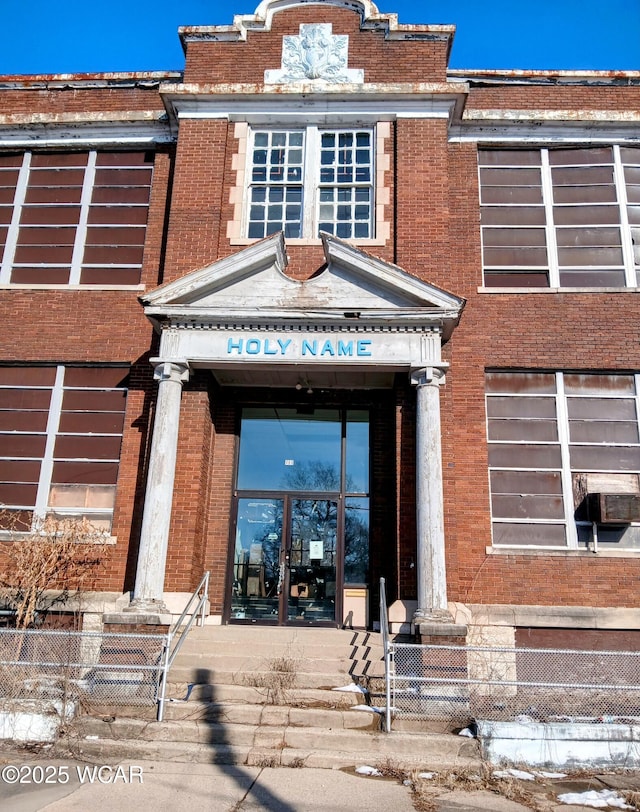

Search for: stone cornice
xmin=463 ymin=108 xmax=640 ymax=123
xmin=145 ymin=309 xmax=461 ymax=331
xmin=0 ymin=110 xmax=173 ymax=147
xmin=0 ymin=72 xmax=182 ymax=89
xmin=448 ymin=69 xmax=640 ymax=86
xmin=160 ymin=81 xmax=468 ymax=128
xmin=450 ymin=112 xmax=640 ymax=144
xmin=321 ymin=232 xmax=464 ymax=311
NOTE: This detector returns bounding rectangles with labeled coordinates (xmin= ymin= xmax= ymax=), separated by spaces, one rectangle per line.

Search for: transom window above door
xmin=237 ymin=407 xmax=369 ymax=494
xmin=245 ymin=127 xmax=374 ymax=240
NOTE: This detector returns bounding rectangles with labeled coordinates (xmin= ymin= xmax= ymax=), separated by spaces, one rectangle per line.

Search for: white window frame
xmin=0 ymin=150 xmax=151 ymax=288
xmin=487 ymin=371 xmax=640 ymax=550
xmin=479 ymin=145 xmax=640 ymax=289
xmin=0 ymin=365 xmax=127 ymax=531
xmin=243 ymin=125 xmax=375 ymax=241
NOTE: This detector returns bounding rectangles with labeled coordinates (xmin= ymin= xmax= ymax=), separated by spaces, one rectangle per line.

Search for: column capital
xmin=410 ymin=365 xmax=447 ymax=387
xmin=150 ymin=358 xmax=190 ymax=384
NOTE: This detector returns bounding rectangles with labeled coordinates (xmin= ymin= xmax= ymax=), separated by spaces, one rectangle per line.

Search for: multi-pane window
xmin=246 ymin=127 xmax=374 ymax=240
xmin=0 ymin=366 xmax=127 ymax=531
xmin=480 ymin=146 xmax=640 ymax=288
xmin=0 ymin=151 xmax=153 ymax=285
xmin=487 ymin=371 xmax=640 ymax=549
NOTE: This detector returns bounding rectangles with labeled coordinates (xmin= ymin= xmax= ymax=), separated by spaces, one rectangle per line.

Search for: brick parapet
xmin=183 ymin=6 xmax=450 ymax=85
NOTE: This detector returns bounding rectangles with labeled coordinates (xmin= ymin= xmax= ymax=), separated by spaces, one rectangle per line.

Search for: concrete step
xmin=79 ymin=717 xmax=380 ymax=748
xmin=188 ymin=626 xmax=381 ymax=643
xmin=166 ymin=666 xmax=357 ymax=690
xmin=178 ymin=640 xmax=384 ymax=668
xmin=73 ymin=737 xmax=253 ymax=766
xmin=175 ymin=640 xmax=385 ymax=661
xmin=73 ymin=720 xmax=481 ymax=771
xmin=78 ymin=717 xmax=475 ymax=759
xmin=158 ymin=701 xmax=380 ymax=730
xmin=178 ymin=625 xmax=384 ymax=643
xmin=74 ymin=621 xmax=473 ymax=775
xmin=169 ymin=627 xmax=386 ymax=689
xmin=171 ymin=652 xmax=359 ymax=673
xmin=175 ymin=631 xmax=384 ymax=662
xmin=164 ymin=681 xmax=362 ymax=708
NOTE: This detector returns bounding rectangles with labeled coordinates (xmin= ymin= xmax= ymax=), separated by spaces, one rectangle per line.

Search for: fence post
xmin=156 ymin=632 xmax=173 ymax=722
xmin=379 ymin=577 xmax=393 ymax=733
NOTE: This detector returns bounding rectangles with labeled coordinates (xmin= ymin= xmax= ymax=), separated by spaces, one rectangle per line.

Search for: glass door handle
xmin=277 ymin=561 xmax=285 ymax=596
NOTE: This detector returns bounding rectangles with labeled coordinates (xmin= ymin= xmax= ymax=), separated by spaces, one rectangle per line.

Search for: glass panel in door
xmin=287 ymin=499 xmax=337 ymax=623
xmin=231 ymin=498 xmax=283 ymax=621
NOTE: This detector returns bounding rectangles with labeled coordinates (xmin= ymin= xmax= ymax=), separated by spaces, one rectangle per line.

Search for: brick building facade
xmin=1 ymin=0 xmax=640 ymax=647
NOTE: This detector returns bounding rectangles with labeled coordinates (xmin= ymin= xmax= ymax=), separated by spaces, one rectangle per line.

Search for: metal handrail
xmin=156 ymin=570 xmax=210 ymax=721
xmin=379 ymin=576 xmax=392 ymax=733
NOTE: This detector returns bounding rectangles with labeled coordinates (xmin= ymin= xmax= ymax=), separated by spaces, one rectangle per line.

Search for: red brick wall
xmin=2 ymin=4 xmax=640 ymax=618
xmin=202 ymin=391 xmax=237 ymax=615
xmin=468 ymin=84 xmax=640 ymax=111
xmin=0 ymin=86 xmax=170 ymax=596
xmin=164 ymin=376 xmax=214 ymax=592
xmin=395 ymin=118 xmax=451 ymax=283
xmin=162 ymin=119 xmax=230 ymax=281
xmin=516 ymin=628 xmax=640 ymax=649
xmin=440 ymin=136 xmax=640 ymax=609
xmin=0 ymin=85 xmax=168 ymax=115
xmin=183 ymin=6 xmax=450 ymax=85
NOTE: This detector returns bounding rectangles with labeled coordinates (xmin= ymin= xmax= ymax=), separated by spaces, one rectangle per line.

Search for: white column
xmin=411 ymin=366 xmax=452 ymax=623
xmin=128 ymin=359 xmax=189 ymax=613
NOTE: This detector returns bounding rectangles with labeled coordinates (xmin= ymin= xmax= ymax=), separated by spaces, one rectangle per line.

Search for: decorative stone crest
xmin=264 ymin=23 xmax=364 ymax=84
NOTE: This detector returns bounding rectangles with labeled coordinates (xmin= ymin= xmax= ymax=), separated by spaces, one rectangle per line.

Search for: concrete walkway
xmin=0 ymin=759 xmax=418 ymax=812
xmin=2 ymin=753 xmax=640 ymax=811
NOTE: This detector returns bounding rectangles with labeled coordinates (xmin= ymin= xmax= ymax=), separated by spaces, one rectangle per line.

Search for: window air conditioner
xmin=587 ymin=493 xmax=640 ymax=525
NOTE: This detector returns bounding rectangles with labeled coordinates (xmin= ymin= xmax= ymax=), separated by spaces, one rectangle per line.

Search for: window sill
xmin=0 ymin=284 xmax=146 ymax=292
xmin=478 ymin=286 xmax=640 ymax=294
xmin=229 ymin=237 xmax=388 ymax=248
xmin=0 ymin=531 xmax=117 ymax=545
xmin=487 ymin=545 xmax=640 ymax=558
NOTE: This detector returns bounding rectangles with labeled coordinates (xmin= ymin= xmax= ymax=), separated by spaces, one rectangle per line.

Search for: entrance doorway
xmin=231 ymin=496 xmax=337 ymax=623
xmin=228 ymin=407 xmax=369 ymax=625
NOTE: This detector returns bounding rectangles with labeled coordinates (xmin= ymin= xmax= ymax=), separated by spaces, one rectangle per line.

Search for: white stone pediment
xmin=141 ymin=232 xmax=465 ymax=328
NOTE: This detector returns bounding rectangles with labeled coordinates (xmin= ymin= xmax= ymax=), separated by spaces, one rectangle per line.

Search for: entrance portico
xmin=131 ymin=232 xmax=464 ymax=625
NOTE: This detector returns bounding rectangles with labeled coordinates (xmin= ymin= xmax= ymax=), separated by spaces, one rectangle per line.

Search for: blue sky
xmin=2 ymin=0 xmax=639 ymax=75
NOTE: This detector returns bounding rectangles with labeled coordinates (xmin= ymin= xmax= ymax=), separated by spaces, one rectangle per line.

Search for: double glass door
xmin=228 ymin=407 xmax=370 ymax=625
xmin=231 ymin=496 xmax=338 ymax=623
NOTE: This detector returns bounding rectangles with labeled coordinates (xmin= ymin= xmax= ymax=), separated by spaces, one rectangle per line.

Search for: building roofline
xmin=178 ymin=0 xmax=455 ymax=61
xmin=0 ymin=71 xmax=183 ymax=90
xmin=448 ymin=68 xmax=640 ymax=86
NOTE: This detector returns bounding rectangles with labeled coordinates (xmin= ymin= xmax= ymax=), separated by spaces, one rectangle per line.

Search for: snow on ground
xmin=356 ymin=765 xmax=382 ymax=776
xmin=331 ymin=684 xmax=367 ymax=693
xmin=557 ymin=789 xmax=632 ymax=809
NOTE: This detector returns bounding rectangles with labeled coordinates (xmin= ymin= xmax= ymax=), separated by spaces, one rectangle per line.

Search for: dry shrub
xmin=0 ymin=513 xmax=110 ymax=628
xmin=410 ymin=765 xmax=546 ymax=812
xmin=243 ymin=655 xmax=298 ymax=704
xmin=624 ymin=791 xmax=640 ymax=811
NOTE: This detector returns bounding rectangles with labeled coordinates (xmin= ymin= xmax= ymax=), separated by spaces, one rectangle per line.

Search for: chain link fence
xmin=0 ymin=628 xmax=168 ymax=710
xmin=390 ymin=642 xmax=640 ymax=726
